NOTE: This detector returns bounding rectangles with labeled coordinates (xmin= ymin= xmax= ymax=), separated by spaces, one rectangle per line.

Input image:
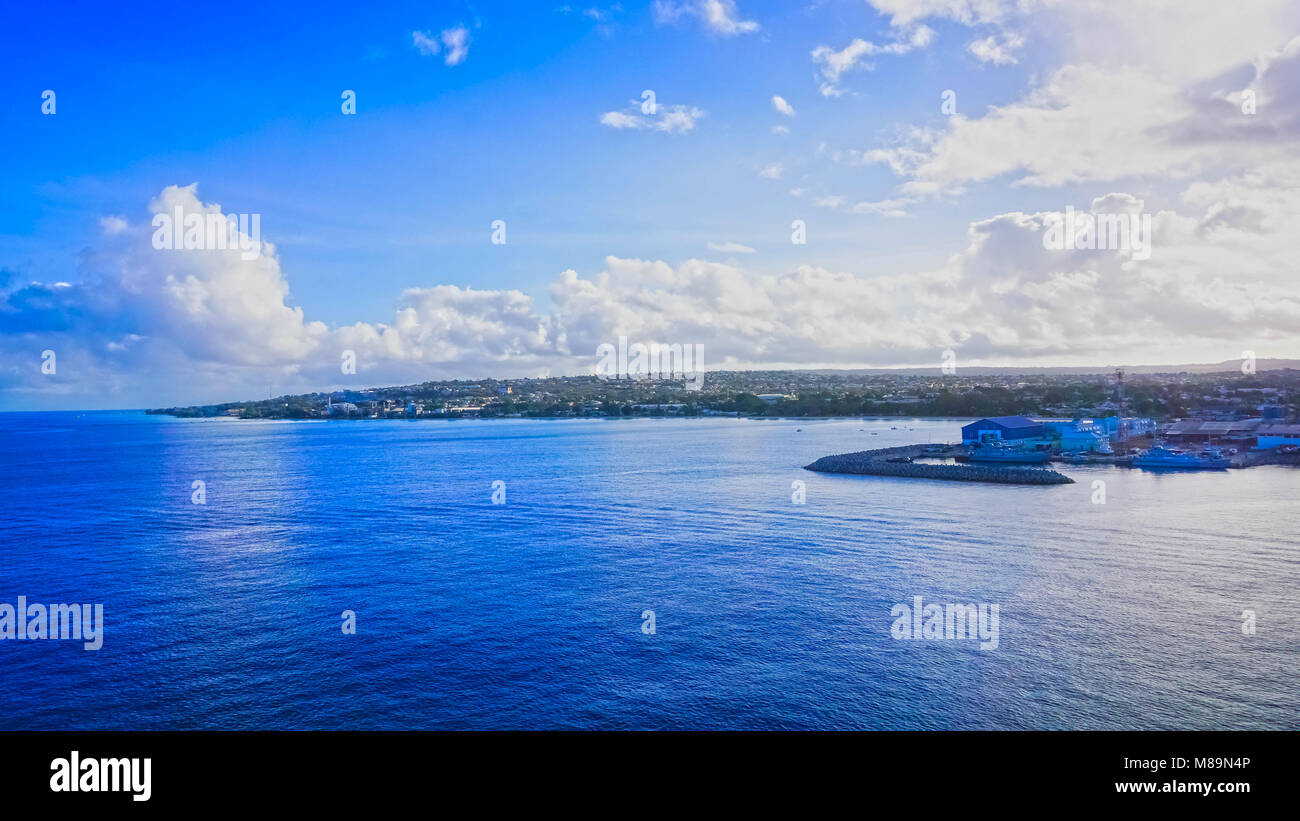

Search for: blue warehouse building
xmin=962 ymin=416 xmax=1045 ymax=444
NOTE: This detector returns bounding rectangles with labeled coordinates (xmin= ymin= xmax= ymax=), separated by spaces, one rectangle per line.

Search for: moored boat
xmin=968 ymin=445 xmax=1050 ymax=464
xmin=1132 ymin=445 xmax=1229 ymax=470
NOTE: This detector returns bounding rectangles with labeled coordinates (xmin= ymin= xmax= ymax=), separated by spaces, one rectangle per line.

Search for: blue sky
xmin=3 ymin=0 xmax=1021 ymax=317
xmin=2 ymin=0 xmax=1298 ymax=409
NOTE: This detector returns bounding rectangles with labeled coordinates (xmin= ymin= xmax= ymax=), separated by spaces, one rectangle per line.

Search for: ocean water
xmin=1 ymin=411 xmax=1296 ymax=730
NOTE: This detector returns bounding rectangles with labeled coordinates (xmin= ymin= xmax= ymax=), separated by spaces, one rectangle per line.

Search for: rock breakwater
xmin=805 ymin=445 xmax=1074 ymax=485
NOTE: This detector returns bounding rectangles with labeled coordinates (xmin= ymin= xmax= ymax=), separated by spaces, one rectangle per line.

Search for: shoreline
xmin=141 ymin=412 xmax=971 ymax=423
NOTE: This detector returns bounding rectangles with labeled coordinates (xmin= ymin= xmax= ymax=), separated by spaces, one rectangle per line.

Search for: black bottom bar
xmin=1 ymin=731 xmax=1288 ymax=808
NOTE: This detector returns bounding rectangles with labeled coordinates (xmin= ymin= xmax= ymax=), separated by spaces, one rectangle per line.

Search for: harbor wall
xmin=805 ymin=445 xmax=1075 ymax=485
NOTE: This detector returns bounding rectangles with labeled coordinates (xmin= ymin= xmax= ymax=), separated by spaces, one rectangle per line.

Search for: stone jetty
xmin=804 ymin=444 xmax=1074 ymax=485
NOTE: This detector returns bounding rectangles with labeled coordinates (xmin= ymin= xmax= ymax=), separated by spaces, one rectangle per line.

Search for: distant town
xmin=148 ymin=366 xmax=1299 ymax=451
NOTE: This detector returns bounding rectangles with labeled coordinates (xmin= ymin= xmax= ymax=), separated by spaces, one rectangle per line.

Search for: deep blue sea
xmin=1 ymin=411 xmax=1296 ymax=729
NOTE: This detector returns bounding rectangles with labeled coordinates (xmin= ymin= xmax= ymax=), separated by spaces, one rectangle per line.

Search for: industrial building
xmin=1037 ymin=419 xmax=1111 ymax=452
xmin=963 ymin=415 xmax=1157 ymax=451
xmin=1164 ymin=418 xmax=1264 ymax=445
xmin=961 ymin=416 xmax=1045 ymax=444
xmin=1154 ymin=418 xmax=1300 ymax=449
xmin=1256 ymin=424 xmax=1300 ymax=449
xmin=1092 ymin=416 xmax=1156 ymax=437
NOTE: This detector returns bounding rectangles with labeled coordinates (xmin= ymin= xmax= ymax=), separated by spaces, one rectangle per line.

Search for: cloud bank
xmin=3 ymin=179 xmax=1297 ymax=409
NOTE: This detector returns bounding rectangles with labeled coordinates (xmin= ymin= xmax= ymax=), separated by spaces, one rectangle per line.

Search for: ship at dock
xmin=1131 ymin=445 xmax=1230 ymax=470
xmin=961 ymin=443 xmax=1051 ymax=465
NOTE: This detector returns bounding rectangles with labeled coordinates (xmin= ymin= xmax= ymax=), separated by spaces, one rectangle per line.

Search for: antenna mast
xmin=1114 ymin=368 xmax=1127 ymax=443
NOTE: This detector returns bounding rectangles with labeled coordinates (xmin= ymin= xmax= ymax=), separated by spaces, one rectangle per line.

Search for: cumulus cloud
xmin=0 ymin=185 xmax=559 ymax=407
xmin=968 ymin=33 xmax=1024 ymax=64
xmin=600 ymin=101 xmax=705 ymax=134
xmin=440 ymin=26 xmax=471 ymax=65
xmin=912 ymin=65 xmax=1196 ymax=188
xmin=803 ymin=0 xmax=1295 ymax=239
xmin=848 ymin=31 xmax=1300 ymax=203
xmin=793 ymin=0 xmax=1300 ymax=232
xmin=412 ymin=25 xmax=471 ymax=65
xmin=812 ymin=26 xmax=933 ymax=96
xmin=99 ymin=216 xmax=128 ymax=235
xmin=335 ymin=285 xmax=555 ymax=367
xmin=412 ymin=30 xmax=439 ymax=56
xmin=866 ymin=0 xmax=1034 ymax=27
xmin=771 ymin=95 xmax=795 ymax=117
xmin=10 ymin=4 xmax=1300 ymax=411
xmin=542 ymin=209 xmax=1299 ymax=369
xmin=6 ymin=175 xmax=1299 ymax=409
xmin=653 ymin=0 xmax=759 ymax=36
xmin=113 ymin=184 xmax=327 ymax=366
xmin=868 ymin=0 xmax=1299 ymax=82
xmin=598 ymin=111 xmax=642 ymax=129
xmin=657 ymin=106 xmax=705 ymax=134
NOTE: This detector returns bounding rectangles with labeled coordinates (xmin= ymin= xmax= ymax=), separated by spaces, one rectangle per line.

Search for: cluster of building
xmin=961 ymin=416 xmax=1153 ymax=452
xmin=157 ymin=365 xmax=1298 ymax=426
xmin=960 ymin=414 xmax=1300 ymax=452
xmin=1163 ymin=418 xmax=1300 ymax=449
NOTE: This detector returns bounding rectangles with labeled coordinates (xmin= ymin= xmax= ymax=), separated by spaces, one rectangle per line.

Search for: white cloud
xmin=968 ymin=33 xmax=1024 ymax=65
xmin=859 ymin=41 xmax=1300 ymax=199
xmin=412 ymin=30 xmax=440 ymax=57
xmin=815 ymin=193 xmax=914 ymax=217
xmin=141 ymin=185 xmax=328 ymax=365
xmin=440 ymin=26 xmax=471 ymax=66
xmin=656 ymin=105 xmax=705 ymax=134
xmin=413 ymin=25 xmax=471 ymax=65
xmin=771 ymin=95 xmax=796 ymax=117
xmin=7 ymin=176 xmax=1300 ymax=408
xmin=812 ymin=39 xmax=875 ymax=85
xmin=600 ymin=102 xmax=705 ymax=134
xmin=847 ymin=199 xmax=913 ymax=218
xmin=824 ymin=0 xmax=1300 ymax=234
xmin=811 ymin=28 xmax=933 ymax=96
xmin=1053 ymin=0 xmax=1300 ymax=84
xmin=909 ymin=24 xmax=936 ymax=47
xmin=335 ymin=284 xmax=554 ymax=367
xmin=99 ymin=215 xmax=128 ymax=235
xmin=758 ymin=162 xmax=783 ymax=179
xmin=707 ymin=241 xmax=757 ymax=253
xmin=865 ymin=0 xmax=1031 ymax=27
xmin=542 ymin=204 xmax=1300 ymax=367
xmin=867 ymin=0 xmax=1300 ymax=84
xmin=652 ymin=1 xmax=759 ymax=36
xmin=700 ymin=0 xmax=759 ymax=35
xmin=599 ymin=111 xmax=642 ymax=129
